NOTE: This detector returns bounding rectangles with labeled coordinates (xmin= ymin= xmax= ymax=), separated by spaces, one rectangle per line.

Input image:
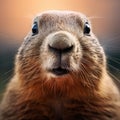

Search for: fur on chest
xmin=1 ymin=97 xmax=118 ymax=120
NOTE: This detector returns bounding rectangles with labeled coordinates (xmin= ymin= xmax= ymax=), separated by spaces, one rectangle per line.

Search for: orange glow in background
xmin=0 ymin=0 xmax=120 ymax=44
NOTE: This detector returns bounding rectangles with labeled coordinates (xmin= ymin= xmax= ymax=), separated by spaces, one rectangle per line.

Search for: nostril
xmin=48 ymin=44 xmax=59 ymax=52
xmin=47 ymin=31 xmax=75 ymax=53
xmin=48 ymin=44 xmax=74 ymax=53
xmin=62 ymin=45 xmax=73 ymax=53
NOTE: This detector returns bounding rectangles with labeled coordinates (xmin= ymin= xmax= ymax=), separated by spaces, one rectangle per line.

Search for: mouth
xmin=50 ymin=67 xmax=69 ymax=76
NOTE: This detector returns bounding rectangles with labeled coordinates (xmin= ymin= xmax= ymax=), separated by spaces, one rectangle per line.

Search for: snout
xmin=44 ymin=31 xmax=79 ymax=76
xmin=47 ymin=31 xmax=75 ymax=54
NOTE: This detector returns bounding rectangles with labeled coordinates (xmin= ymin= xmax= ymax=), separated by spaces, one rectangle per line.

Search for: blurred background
xmin=0 ymin=0 xmax=120 ymax=100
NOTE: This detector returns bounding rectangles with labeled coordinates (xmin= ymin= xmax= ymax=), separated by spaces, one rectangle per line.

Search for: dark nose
xmin=48 ymin=32 xmax=74 ymax=53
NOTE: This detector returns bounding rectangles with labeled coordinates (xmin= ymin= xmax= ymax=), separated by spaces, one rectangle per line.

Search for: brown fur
xmin=0 ymin=10 xmax=120 ymax=120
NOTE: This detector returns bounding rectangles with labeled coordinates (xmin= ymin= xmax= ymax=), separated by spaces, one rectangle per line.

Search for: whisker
xmin=109 ymin=56 xmax=120 ymax=62
xmin=101 ymin=35 xmax=120 ymax=43
xmin=107 ymin=61 xmax=120 ymax=85
xmin=105 ymin=46 xmax=120 ymax=50
xmin=0 ymin=73 xmax=13 ymax=91
xmin=106 ymin=35 xmax=120 ymax=41
xmin=88 ymin=16 xmax=104 ymax=20
xmin=0 ymin=69 xmax=13 ymax=78
xmin=107 ymin=63 xmax=120 ymax=73
xmin=108 ymin=56 xmax=120 ymax=65
xmin=108 ymin=72 xmax=120 ymax=84
xmin=100 ymin=34 xmax=120 ymax=42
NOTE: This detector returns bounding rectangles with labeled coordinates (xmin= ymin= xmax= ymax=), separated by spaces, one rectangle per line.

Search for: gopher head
xmin=17 ymin=11 xmax=106 ymax=95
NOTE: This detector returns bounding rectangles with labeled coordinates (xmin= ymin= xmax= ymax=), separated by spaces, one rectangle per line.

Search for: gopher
xmin=0 ymin=10 xmax=120 ymax=120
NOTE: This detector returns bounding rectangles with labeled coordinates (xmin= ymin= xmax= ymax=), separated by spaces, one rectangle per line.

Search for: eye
xmin=32 ymin=22 xmax=38 ymax=36
xmin=84 ymin=22 xmax=90 ymax=35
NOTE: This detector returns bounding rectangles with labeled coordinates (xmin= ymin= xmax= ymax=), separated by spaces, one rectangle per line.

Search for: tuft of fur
xmin=0 ymin=10 xmax=120 ymax=120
